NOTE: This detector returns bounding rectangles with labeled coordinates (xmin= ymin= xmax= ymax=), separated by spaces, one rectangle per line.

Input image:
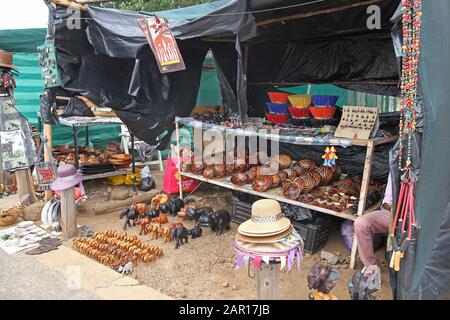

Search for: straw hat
xmin=238 ymin=199 xmax=291 ymax=236
xmin=0 ymin=49 xmax=16 ymax=69
xmin=236 ymin=226 xmax=293 ymax=243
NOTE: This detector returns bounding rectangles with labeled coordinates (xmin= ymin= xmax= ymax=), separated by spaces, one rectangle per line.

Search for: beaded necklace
xmin=398 ymin=0 xmax=422 ymax=171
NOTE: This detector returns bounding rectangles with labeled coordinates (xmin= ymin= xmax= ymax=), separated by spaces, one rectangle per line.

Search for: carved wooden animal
xmin=151 ymin=193 xmax=169 ymax=210
xmin=189 ymin=225 xmax=203 ymax=239
xmin=119 ymin=208 xmax=139 ymax=230
xmin=136 ymin=216 xmax=152 ymax=235
xmin=131 ymin=203 xmax=148 ymax=218
xmin=159 ymin=198 xmax=185 ymax=216
xmin=151 ymin=213 xmax=168 ymax=224
xmin=170 ymin=226 xmax=189 ymax=249
xmin=212 ymin=210 xmax=231 ymax=235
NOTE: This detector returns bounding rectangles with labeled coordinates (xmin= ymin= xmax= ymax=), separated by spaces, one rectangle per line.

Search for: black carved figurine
xmin=119 ymin=208 xmax=139 ymax=230
xmin=213 ymin=210 xmax=231 ymax=235
xmin=160 ymin=197 xmax=185 ymax=216
xmin=170 ymin=226 xmax=189 ymax=249
xmin=188 ymin=225 xmax=203 ymax=239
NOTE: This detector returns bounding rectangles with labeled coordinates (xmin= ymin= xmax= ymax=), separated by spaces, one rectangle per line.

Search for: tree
xmin=103 ymin=0 xmax=213 ymax=12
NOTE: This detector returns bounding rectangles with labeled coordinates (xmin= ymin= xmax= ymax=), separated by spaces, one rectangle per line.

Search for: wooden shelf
xmin=181 ymin=172 xmax=360 ymax=221
xmin=81 ymin=168 xmax=131 ymax=181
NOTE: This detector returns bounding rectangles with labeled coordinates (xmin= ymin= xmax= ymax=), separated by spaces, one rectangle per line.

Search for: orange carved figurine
xmin=131 ymin=203 xmax=148 ymax=218
xmin=152 ymin=213 xmax=168 ymax=224
xmin=136 ymin=216 xmax=152 ymax=235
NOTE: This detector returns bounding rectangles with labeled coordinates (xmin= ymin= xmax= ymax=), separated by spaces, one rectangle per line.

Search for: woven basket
xmin=312 ymin=95 xmax=339 ymax=106
xmin=288 ymin=106 xmax=311 ymax=119
xmin=0 ymin=208 xmax=23 ymax=227
xmin=267 ymin=92 xmax=290 ymax=104
xmin=265 ymin=112 xmax=289 ymax=125
xmin=288 ymin=94 xmax=311 ymax=108
xmin=309 ymin=106 xmax=337 ymax=120
xmin=266 ymin=102 xmax=289 ymax=114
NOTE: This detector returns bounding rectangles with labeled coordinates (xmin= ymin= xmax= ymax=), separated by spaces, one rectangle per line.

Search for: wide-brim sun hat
xmin=51 ymin=164 xmax=83 ymax=192
xmin=236 ymin=226 xmax=293 ymax=243
xmin=0 ymin=49 xmax=17 ymax=69
xmin=238 ymin=199 xmax=291 ymax=236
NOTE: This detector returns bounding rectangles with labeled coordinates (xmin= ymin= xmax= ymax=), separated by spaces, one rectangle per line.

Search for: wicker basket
xmin=288 ymin=94 xmax=311 ymax=108
xmin=0 ymin=208 xmax=23 ymax=227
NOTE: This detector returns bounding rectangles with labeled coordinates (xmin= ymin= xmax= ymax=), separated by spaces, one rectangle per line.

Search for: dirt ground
xmin=73 ymin=168 xmax=393 ymax=300
xmin=1 ymin=166 xmax=392 ymax=300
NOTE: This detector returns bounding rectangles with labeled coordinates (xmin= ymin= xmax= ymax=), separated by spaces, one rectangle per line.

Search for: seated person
xmin=354 ymin=174 xmax=392 ymax=277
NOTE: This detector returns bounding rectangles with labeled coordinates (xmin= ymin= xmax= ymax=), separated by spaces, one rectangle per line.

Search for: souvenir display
xmin=73 ymin=230 xmax=163 ymax=269
xmin=334 ymin=106 xmax=379 ymax=140
xmin=51 ymin=142 xmax=127 ymax=173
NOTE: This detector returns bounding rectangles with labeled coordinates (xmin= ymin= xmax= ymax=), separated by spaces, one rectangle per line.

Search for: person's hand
xmin=382 ymin=202 xmax=392 ymax=211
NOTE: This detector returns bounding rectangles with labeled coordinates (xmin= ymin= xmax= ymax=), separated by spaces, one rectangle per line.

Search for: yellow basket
xmin=288 ymin=94 xmax=312 ymax=108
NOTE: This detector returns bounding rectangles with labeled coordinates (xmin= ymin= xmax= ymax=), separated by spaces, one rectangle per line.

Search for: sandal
xmin=25 ymin=238 xmax=61 ymax=255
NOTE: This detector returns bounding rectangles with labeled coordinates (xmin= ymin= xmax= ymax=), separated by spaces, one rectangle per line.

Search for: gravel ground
xmin=76 ymin=181 xmax=393 ymax=300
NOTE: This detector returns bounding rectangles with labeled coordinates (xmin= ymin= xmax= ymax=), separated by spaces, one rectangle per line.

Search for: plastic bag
xmin=138 ymin=166 xmax=155 ymax=191
xmin=163 ymin=156 xmax=199 ymax=194
xmin=281 ymin=203 xmax=312 ymax=222
xmin=60 ymin=97 xmax=95 ymax=117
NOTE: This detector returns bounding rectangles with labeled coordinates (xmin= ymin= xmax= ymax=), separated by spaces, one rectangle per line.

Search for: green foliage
xmin=103 ymin=0 xmax=213 ymax=12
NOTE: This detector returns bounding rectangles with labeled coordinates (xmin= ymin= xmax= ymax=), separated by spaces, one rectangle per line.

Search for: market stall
xmin=42 ymin=0 xmax=450 ymax=300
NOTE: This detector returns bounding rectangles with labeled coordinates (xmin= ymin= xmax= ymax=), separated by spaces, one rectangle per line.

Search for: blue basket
xmin=266 ymin=102 xmax=289 ymax=114
xmin=312 ymin=95 xmax=339 ymax=106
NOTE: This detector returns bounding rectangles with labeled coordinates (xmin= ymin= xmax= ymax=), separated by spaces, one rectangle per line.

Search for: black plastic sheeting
xmin=246 ymin=34 xmax=400 ymax=116
xmin=47 ymin=0 xmax=403 ymax=149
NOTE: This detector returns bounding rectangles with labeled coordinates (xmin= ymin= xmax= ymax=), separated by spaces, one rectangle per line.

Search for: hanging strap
xmin=36 ymin=134 xmax=56 ymax=165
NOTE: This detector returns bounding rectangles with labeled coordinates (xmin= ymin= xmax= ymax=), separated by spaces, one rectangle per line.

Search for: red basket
xmin=265 ymin=112 xmax=289 ymax=124
xmin=288 ymin=106 xmax=311 ymax=119
xmin=309 ymin=106 xmax=336 ymax=120
xmin=267 ymin=92 xmax=290 ymax=104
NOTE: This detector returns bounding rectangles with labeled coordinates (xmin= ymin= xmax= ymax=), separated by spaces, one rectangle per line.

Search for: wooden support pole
xmin=175 ymin=122 xmax=183 ymax=199
xmin=44 ymin=124 xmax=53 ymax=201
xmin=15 ymin=169 xmax=37 ymax=206
xmin=60 ymin=187 xmax=77 ymax=238
xmin=256 ymin=263 xmax=279 ymax=300
xmin=350 ymin=140 xmax=375 ymax=269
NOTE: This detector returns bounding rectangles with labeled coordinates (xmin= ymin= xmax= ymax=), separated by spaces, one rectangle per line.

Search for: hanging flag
xmin=137 ymin=17 xmax=186 ymax=74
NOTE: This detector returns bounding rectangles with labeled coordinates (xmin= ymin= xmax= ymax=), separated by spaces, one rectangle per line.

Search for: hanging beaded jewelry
xmin=398 ymin=0 xmax=422 ymax=171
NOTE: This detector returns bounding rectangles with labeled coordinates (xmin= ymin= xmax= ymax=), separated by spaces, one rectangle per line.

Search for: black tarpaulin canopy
xmin=46 ymin=0 xmax=450 ymax=299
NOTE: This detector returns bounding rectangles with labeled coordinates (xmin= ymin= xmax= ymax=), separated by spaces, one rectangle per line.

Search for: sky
xmin=0 ymin=0 xmax=48 ymax=30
